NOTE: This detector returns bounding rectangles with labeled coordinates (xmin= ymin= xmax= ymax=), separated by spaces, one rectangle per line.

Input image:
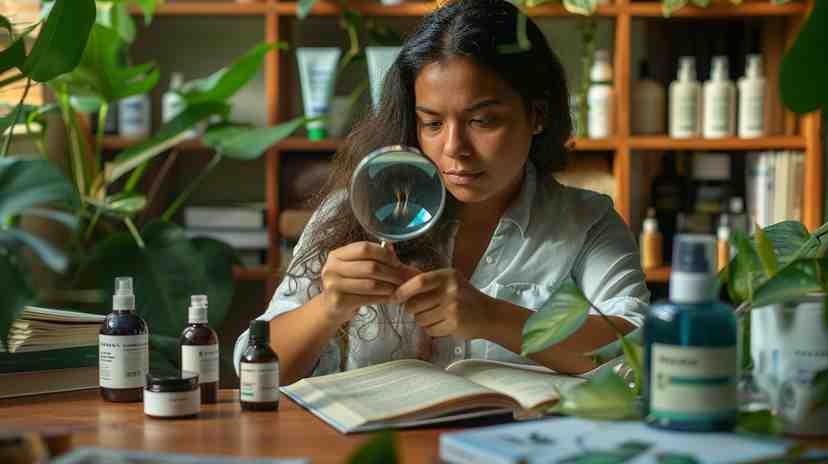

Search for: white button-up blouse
xmin=233 ymin=162 xmax=650 ymax=376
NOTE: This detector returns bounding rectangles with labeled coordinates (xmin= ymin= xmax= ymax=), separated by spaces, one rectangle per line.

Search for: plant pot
xmin=750 ymin=294 xmax=828 ymax=437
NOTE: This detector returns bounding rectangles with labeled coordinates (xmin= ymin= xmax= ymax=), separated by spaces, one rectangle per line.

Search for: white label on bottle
xmin=739 ymin=92 xmax=765 ymax=136
xmin=144 ymin=390 xmax=200 ymax=417
xmin=99 ymin=334 xmax=148 ymax=389
xmin=182 ymin=344 xmax=220 ymax=383
xmin=240 ymin=362 xmax=279 ymax=403
xmin=650 ymin=344 xmax=737 ymax=420
xmin=587 ymin=85 xmax=613 ymax=138
xmin=703 ymin=86 xmax=735 ymax=137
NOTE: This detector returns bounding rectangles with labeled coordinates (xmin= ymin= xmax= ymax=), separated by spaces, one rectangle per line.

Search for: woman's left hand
xmin=391 ymin=269 xmax=496 ymax=339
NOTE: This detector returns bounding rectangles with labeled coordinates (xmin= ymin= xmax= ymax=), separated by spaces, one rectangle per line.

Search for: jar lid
xmin=145 ymin=371 xmax=199 ymax=392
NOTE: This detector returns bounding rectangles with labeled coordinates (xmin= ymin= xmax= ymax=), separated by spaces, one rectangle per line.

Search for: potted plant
xmin=0 ymin=0 xmax=310 ymax=374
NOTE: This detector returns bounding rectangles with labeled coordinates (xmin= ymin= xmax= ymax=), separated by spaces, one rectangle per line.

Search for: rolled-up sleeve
xmin=232 ymin=194 xmax=344 ymax=377
xmin=571 ymin=206 xmax=650 ymax=328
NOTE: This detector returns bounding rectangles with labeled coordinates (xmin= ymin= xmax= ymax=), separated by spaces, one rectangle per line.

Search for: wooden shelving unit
xmin=121 ymin=0 xmax=822 ymax=292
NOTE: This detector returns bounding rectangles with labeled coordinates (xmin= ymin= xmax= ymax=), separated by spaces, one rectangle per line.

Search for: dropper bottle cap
xmin=669 ymin=234 xmax=717 ymax=304
xmin=113 ymin=277 xmax=135 ymax=311
xmin=188 ymin=294 xmax=208 ymax=324
xmin=643 ymin=207 xmax=659 ymax=234
xmin=249 ymin=320 xmax=270 ymax=345
xmin=745 ymin=54 xmax=763 ymax=78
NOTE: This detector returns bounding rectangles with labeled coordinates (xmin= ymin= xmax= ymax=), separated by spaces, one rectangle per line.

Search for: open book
xmin=280 ymin=359 xmax=589 ymax=434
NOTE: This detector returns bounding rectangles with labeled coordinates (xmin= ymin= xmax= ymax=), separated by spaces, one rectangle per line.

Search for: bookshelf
xmin=119 ymin=0 xmax=823 ymax=294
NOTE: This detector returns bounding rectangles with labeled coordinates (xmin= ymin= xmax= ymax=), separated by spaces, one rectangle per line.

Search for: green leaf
xmin=563 ymin=0 xmax=598 ymax=15
xmin=522 ymin=279 xmax=591 ymax=356
xmin=22 ymin=0 xmax=96 ymax=82
xmin=184 ymin=43 xmax=278 ymax=105
xmin=20 ymin=207 xmax=78 ymax=230
xmin=736 ymin=409 xmax=781 ymax=436
xmin=727 ymin=230 xmax=766 ymax=304
xmin=755 ymin=225 xmax=779 ymax=278
xmin=2 ymin=229 xmax=67 ymax=272
xmin=347 ymin=431 xmax=398 ymax=464
xmin=791 ymin=221 xmax=828 ymax=262
xmin=0 ymin=40 xmax=26 ymax=75
xmin=98 ymin=2 xmax=137 ymax=44
xmin=133 ymin=0 xmax=161 ymax=24
xmin=550 ymin=367 xmax=637 ymax=420
xmin=81 ymin=220 xmax=237 ymax=339
xmin=0 ymin=250 xmax=36 ymax=349
xmin=50 ymin=24 xmax=159 ymax=103
xmin=751 ymin=258 xmax=828 ymax=308
xmin=780 ymin=0 xmax=828 ymax=114
xmin=0 ymin=157 xmax=79 ymax=219
xmin=620 ymin=337 xmax=643 ymax=395
xmin=662 ymin=0 xmax=687 ymax=17
xmin=690 ymin=0 xmax=710 ymax=6
xmin=202 ymin=117 xmax=307 ymax=160
xmin=106 ymin=101 xmax=229 ymax=183
xmin=298 ymin=0 xmax=321 ymax=19
xmin=85 ymin=192 xmax=147 ymax=218
xmin=763 ymin=221 xmax=811 ymax=265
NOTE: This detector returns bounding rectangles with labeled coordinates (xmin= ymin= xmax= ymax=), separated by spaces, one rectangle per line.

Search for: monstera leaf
xmin=780 ymin=0 xmax=828 ymax=114
xmin=0 ymin=157 xmax=79 ymax=346
xmin=80 ymin=221 xmax=238 ymax=361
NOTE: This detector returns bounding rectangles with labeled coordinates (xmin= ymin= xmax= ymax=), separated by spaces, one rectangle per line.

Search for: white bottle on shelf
xmin=119 ymin=93 xmax=151 ymax=138
xmin=163 ymin=72 xmax=199 ymax=139
xmin=738 ymin=54 xmax=766 ymax=139
xmin=703 ymin=55 xmax=737 ymax=139
xmin=587 ymin=49 xmax=614 ymax=139
xmin=632 ymin=59 xmax=666 ymax=135
xmin=669 ymin=56 xmax=701 ymax=139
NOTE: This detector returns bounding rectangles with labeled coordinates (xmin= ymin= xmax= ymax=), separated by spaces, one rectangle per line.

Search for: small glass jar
xmin=143 ymin=372 xmax=200 ymax=419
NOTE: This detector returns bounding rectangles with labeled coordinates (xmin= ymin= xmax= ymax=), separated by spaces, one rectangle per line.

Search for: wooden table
xmin=0 ymin=389 xmax=507 ymax=463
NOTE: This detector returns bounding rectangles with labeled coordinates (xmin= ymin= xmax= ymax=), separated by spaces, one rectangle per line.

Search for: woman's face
xmin=414 ymin=55 xmax=538 ymax=208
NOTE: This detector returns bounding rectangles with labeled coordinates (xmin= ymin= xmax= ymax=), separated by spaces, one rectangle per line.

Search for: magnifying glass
xmin=350 ymin=145 xmax=446 ymax=247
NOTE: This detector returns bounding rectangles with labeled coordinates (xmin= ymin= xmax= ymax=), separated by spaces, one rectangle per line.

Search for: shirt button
xmin=485 ymin=256 xmax=494 ymax=264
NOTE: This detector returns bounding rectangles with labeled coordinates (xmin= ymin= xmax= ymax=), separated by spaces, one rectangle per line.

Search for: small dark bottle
xmin=180 ymin=295 xmax=219 ymax=404
xmin=239 ymin=320 xmax=279 ymax=411
xmin=99 ymin=277 xmax=149 ymax=402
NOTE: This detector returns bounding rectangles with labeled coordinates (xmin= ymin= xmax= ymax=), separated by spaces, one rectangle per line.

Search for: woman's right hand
xmin=320 ymin=242 xmax=419 ymax=325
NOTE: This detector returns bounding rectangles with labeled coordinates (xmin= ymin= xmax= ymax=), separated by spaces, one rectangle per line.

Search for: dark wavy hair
xmin=284 ymin=0 xmax=572 ymax=352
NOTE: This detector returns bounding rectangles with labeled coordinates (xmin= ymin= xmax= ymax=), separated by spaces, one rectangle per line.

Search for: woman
xmin=234 ymin=0 xmax=649 ymax=385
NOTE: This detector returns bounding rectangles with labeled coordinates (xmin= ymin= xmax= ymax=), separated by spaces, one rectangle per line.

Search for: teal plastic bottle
xmin=644 ymin=234 xmax=738 ymax=431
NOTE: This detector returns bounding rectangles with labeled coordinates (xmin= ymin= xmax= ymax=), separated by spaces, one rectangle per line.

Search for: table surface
xmin=2 ymin=390 xmax=827 ymax=464
xmin=0 ymin=389 xmax=508 ymax=464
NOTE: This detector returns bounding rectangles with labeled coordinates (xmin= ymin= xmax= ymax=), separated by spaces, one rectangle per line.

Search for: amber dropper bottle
xmin=239 ymin=320 xmax=279 ymax=411
xmin=180 ymin=294 xmax=219 ymax=404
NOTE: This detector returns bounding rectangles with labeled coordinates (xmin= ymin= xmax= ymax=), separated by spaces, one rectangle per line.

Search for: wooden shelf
xmin=570 ymin=138 xmax=618 ymax=151
xmin=101 ymin=136 xmax=206 ymax=151
xmin=131 ymin=3 xmax=269 ymax=16
xmin=628 ymin=1 xmax=806 ymax=17
xmin=628 ymin=136 xmax=807 ymax=151
xmin=645 ymin=266 xmax=671 ymax=284
xmin=233 ymin=265 xmax=271 ymax=281
xmin=137 ymin=1 xmax=804 ymax=18
xmin=274 ymin=136 xmax=342 ymax=151
xmin=275 ymin=1 xmax=437 ymax=16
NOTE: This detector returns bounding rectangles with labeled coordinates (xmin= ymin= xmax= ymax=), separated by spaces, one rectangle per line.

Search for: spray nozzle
xmin=113 ymin=277 xmax=135 ymax=311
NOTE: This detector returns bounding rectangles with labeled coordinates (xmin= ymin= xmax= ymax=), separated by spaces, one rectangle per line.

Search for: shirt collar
xmin=500 ymin=162 xmax=537 ymax=239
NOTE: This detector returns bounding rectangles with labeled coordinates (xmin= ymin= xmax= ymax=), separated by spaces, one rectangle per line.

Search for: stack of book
xmin=184 ymin=204 xmax=268 ymax=267
xmin=0 ymin=307 xmax=104 ymax=399
xmin=746 ymin=151 xmax=804 ymax=228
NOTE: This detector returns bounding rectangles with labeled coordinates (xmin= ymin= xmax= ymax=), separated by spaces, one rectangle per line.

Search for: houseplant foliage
xmin=0 ymin=0 xmax=308 ymax=372
xmin=662 ymin=0 xmax=792 ymax=17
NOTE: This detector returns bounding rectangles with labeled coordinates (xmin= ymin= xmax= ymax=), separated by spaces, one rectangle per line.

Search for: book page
xmin=282 ymin=359 xmax=507 ymax=431
xmin=22 ymin=306 xmax=105 ymax=323
xmin=445 ymin=359 xmax=585 ymax=410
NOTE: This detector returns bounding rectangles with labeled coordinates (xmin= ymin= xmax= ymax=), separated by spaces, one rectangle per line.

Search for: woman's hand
xmin=391 ymin=269 xmax=495 ymax=339
xmin=320 ymin=242 xmax=420 ymax=326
